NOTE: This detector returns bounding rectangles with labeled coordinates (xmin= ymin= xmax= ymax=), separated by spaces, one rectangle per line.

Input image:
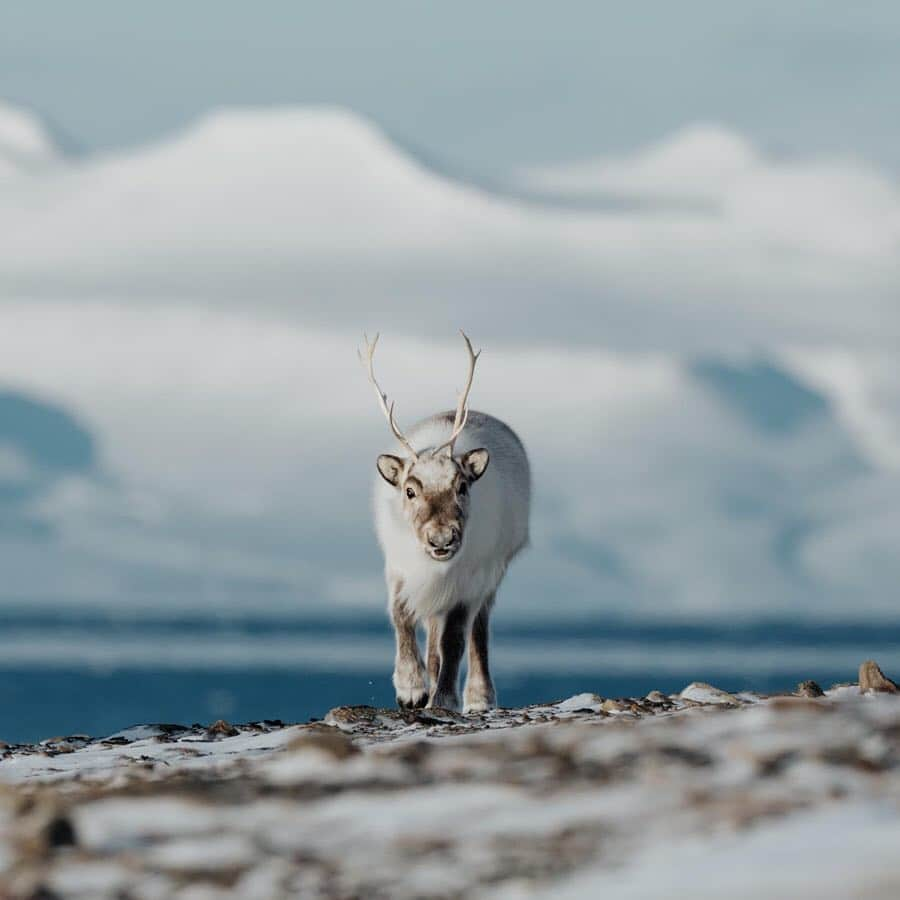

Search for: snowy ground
xmin=1 ymin=671 xmax=899 ymax=898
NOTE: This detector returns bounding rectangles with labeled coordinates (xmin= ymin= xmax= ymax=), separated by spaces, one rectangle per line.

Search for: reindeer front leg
xmin=428 ymin=603 xmax=468 ymax=711
xmin=390 ymin=587 xmax=428 ymax=710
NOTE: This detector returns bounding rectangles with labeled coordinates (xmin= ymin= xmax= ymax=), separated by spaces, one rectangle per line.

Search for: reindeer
xmin=361 ymin=332 xmax=530 ymax=712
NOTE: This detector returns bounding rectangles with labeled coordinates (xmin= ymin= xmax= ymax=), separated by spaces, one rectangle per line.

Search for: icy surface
xmin=2 ymin=685 xmax=900 ymax=898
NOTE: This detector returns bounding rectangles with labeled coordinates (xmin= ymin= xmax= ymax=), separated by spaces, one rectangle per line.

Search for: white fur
xmin=374 ymin=410 xmax=531 ymax=621
xmin=393 ymin=654 xmax=428 ymax=707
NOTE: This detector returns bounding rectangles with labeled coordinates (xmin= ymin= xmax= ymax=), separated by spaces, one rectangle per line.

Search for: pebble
xmin=207 ymin=719 xmax=239 ymax=738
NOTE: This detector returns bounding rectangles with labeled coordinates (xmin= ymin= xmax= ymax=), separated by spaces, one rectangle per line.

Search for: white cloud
xmin=0 ymin=298 xmax=893 ymax=620
xmin=0 ymin=104 xmax=898 ymax=621
xmin=518 ymin=124 xmax=760 ymax=204
xmin=0 ymin=99 xmax=62 ymax=177
xmin=782 ymin=348 xmax=900 ymax=470
xmin=0 ymin=107 xmax=897 ymax=350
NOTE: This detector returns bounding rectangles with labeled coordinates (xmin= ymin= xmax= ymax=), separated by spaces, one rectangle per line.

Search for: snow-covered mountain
xmin=0 ymin=100 xmax=898 ymax=622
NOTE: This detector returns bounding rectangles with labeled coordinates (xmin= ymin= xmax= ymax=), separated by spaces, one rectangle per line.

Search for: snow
xmin=547 ymin=803 xmax=900 ymax=900
xmin=553 ymin=692 xmax=605 ymax=712
xmin=2 ymin=684 xmax=900 ymax=897
xmin=144 ymin=834 xmax=258 ymax=873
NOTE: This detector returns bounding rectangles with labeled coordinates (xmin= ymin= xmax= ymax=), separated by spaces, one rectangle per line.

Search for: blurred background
xmin=2 ymin=2 xmax=899 ymax=740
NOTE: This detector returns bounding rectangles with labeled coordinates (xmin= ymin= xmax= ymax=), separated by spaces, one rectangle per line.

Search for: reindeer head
xmin=362 ymin=332 xmax=490 ymax=562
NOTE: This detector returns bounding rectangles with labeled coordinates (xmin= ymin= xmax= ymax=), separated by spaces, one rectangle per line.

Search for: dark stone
xmin=796 ymin=680 xmax=825 ymax=698
xmin=207 ymin=719 xmax=239 ymax=738
xmin=44 ymin=815 xmax=76 ymax=847
xmin=27 ymin=887 xmax=64 ymax=900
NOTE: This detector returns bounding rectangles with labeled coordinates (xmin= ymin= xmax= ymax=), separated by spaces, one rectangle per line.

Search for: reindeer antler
xmin=359 ymin=333 xmax=419 ymax=461
xmin=433 ymin=330 xmax=481 ymax=456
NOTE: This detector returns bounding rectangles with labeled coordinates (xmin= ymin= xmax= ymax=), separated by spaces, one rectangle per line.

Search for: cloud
xmin=0 ymin=107 xmax=897 ymax=350
xmin=0 ymin=299 xmax=893 ymax=621
xmin=518 ymin=124 xmax=760 ymax=206
xmin=0 ymin=102 xmax=898 ymax=621
xmin=0 ymin=99 xmax=63 ymax=176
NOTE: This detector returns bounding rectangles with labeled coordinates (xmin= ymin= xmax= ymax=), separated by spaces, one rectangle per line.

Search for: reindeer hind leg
xmin=426 ymin=617 xmax=441 ymax=701
xmin=428 ymin=604 xmax=467 ymax=711
xmin=463 ymin=596 xmax=497 ymax=714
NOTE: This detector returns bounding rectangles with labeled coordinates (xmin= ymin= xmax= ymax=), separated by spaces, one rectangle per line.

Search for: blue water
xmin=1 ymin=611 xmax=894 ymax=743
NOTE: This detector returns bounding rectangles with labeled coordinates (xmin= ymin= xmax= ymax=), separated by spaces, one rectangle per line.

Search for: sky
xmin=4 ymin=2 xmax=900 ymax=172
xmin=0 ymin=4 xmax=899 ymax=628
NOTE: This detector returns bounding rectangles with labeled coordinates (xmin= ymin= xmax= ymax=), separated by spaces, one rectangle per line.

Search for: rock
xmin=106 ymin=724 xmax=188 ymax=743
xmin=286 ymin=727 xmax=359 ymax=760
xmin=859 ymin=660 xmax=899 ymax=694
xmin=767 ymin=697 xmax=831 ymax=714
xmin=797 ymin=680 xmax=825 ymax=698
xmin=207 ymin=719 xmax=239 ymax=738
xmin=13 ymin=797 xmax=76 ymax=859
xmin=405 ymin=708 xmax=467 ymax=725
xmin=325 ymin=705 xmax=381 ymax=728
xmin=679 ymin=682 xmax=739 ymax=705
xmin=43 ymin=816 xmax=76 ymax=848
xmin=45 ymin=743 xmax=75 ymax=755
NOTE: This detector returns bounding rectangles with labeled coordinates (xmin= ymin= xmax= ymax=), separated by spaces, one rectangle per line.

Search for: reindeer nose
xmin=427 ymin=526 xmax=458 ymax=550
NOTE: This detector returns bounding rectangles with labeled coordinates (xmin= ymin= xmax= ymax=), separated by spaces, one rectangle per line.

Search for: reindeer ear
xmin=462 ymin=448 xmax=490 ymax=481
xmin=377 ymin=454 xmax=405 ymax=486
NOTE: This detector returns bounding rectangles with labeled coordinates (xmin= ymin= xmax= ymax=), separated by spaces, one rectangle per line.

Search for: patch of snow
xmin=550 ymin=803 xmax=900 ymax=900
xmin=104 ymin=724 xmax=175 ymax=742
xmin=826 ymin=684 xmax=861 ymax=699
xmin=4 ymin=694 xmax=900 ymax=897
xmin=144 ymin=834 xmax=257 ymax=873
xmin=554 ymin=693 xmax=605 ymax=712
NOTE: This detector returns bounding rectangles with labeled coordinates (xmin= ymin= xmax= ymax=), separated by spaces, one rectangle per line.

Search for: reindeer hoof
xmin=397 ymin=691 xmax=428 ymax=710
xmin=463 ymin=699 xmax=496 ymax=715
xmin=427 ymin=693 xmax=460 ymax=712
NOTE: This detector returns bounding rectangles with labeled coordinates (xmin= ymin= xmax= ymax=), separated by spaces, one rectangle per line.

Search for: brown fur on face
xmin=377 ymin=448 xmax=490 ymax=561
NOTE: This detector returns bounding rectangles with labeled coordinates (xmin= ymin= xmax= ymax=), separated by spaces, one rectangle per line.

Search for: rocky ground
xmin=1 ymin=663 xmax=900 ymax=899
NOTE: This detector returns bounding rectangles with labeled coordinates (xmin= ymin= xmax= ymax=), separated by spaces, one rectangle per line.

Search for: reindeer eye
xmin=405 ymin=487 xmax=416 ymax=499
xmin=458 ymin=482 xmax=468 ymax=496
